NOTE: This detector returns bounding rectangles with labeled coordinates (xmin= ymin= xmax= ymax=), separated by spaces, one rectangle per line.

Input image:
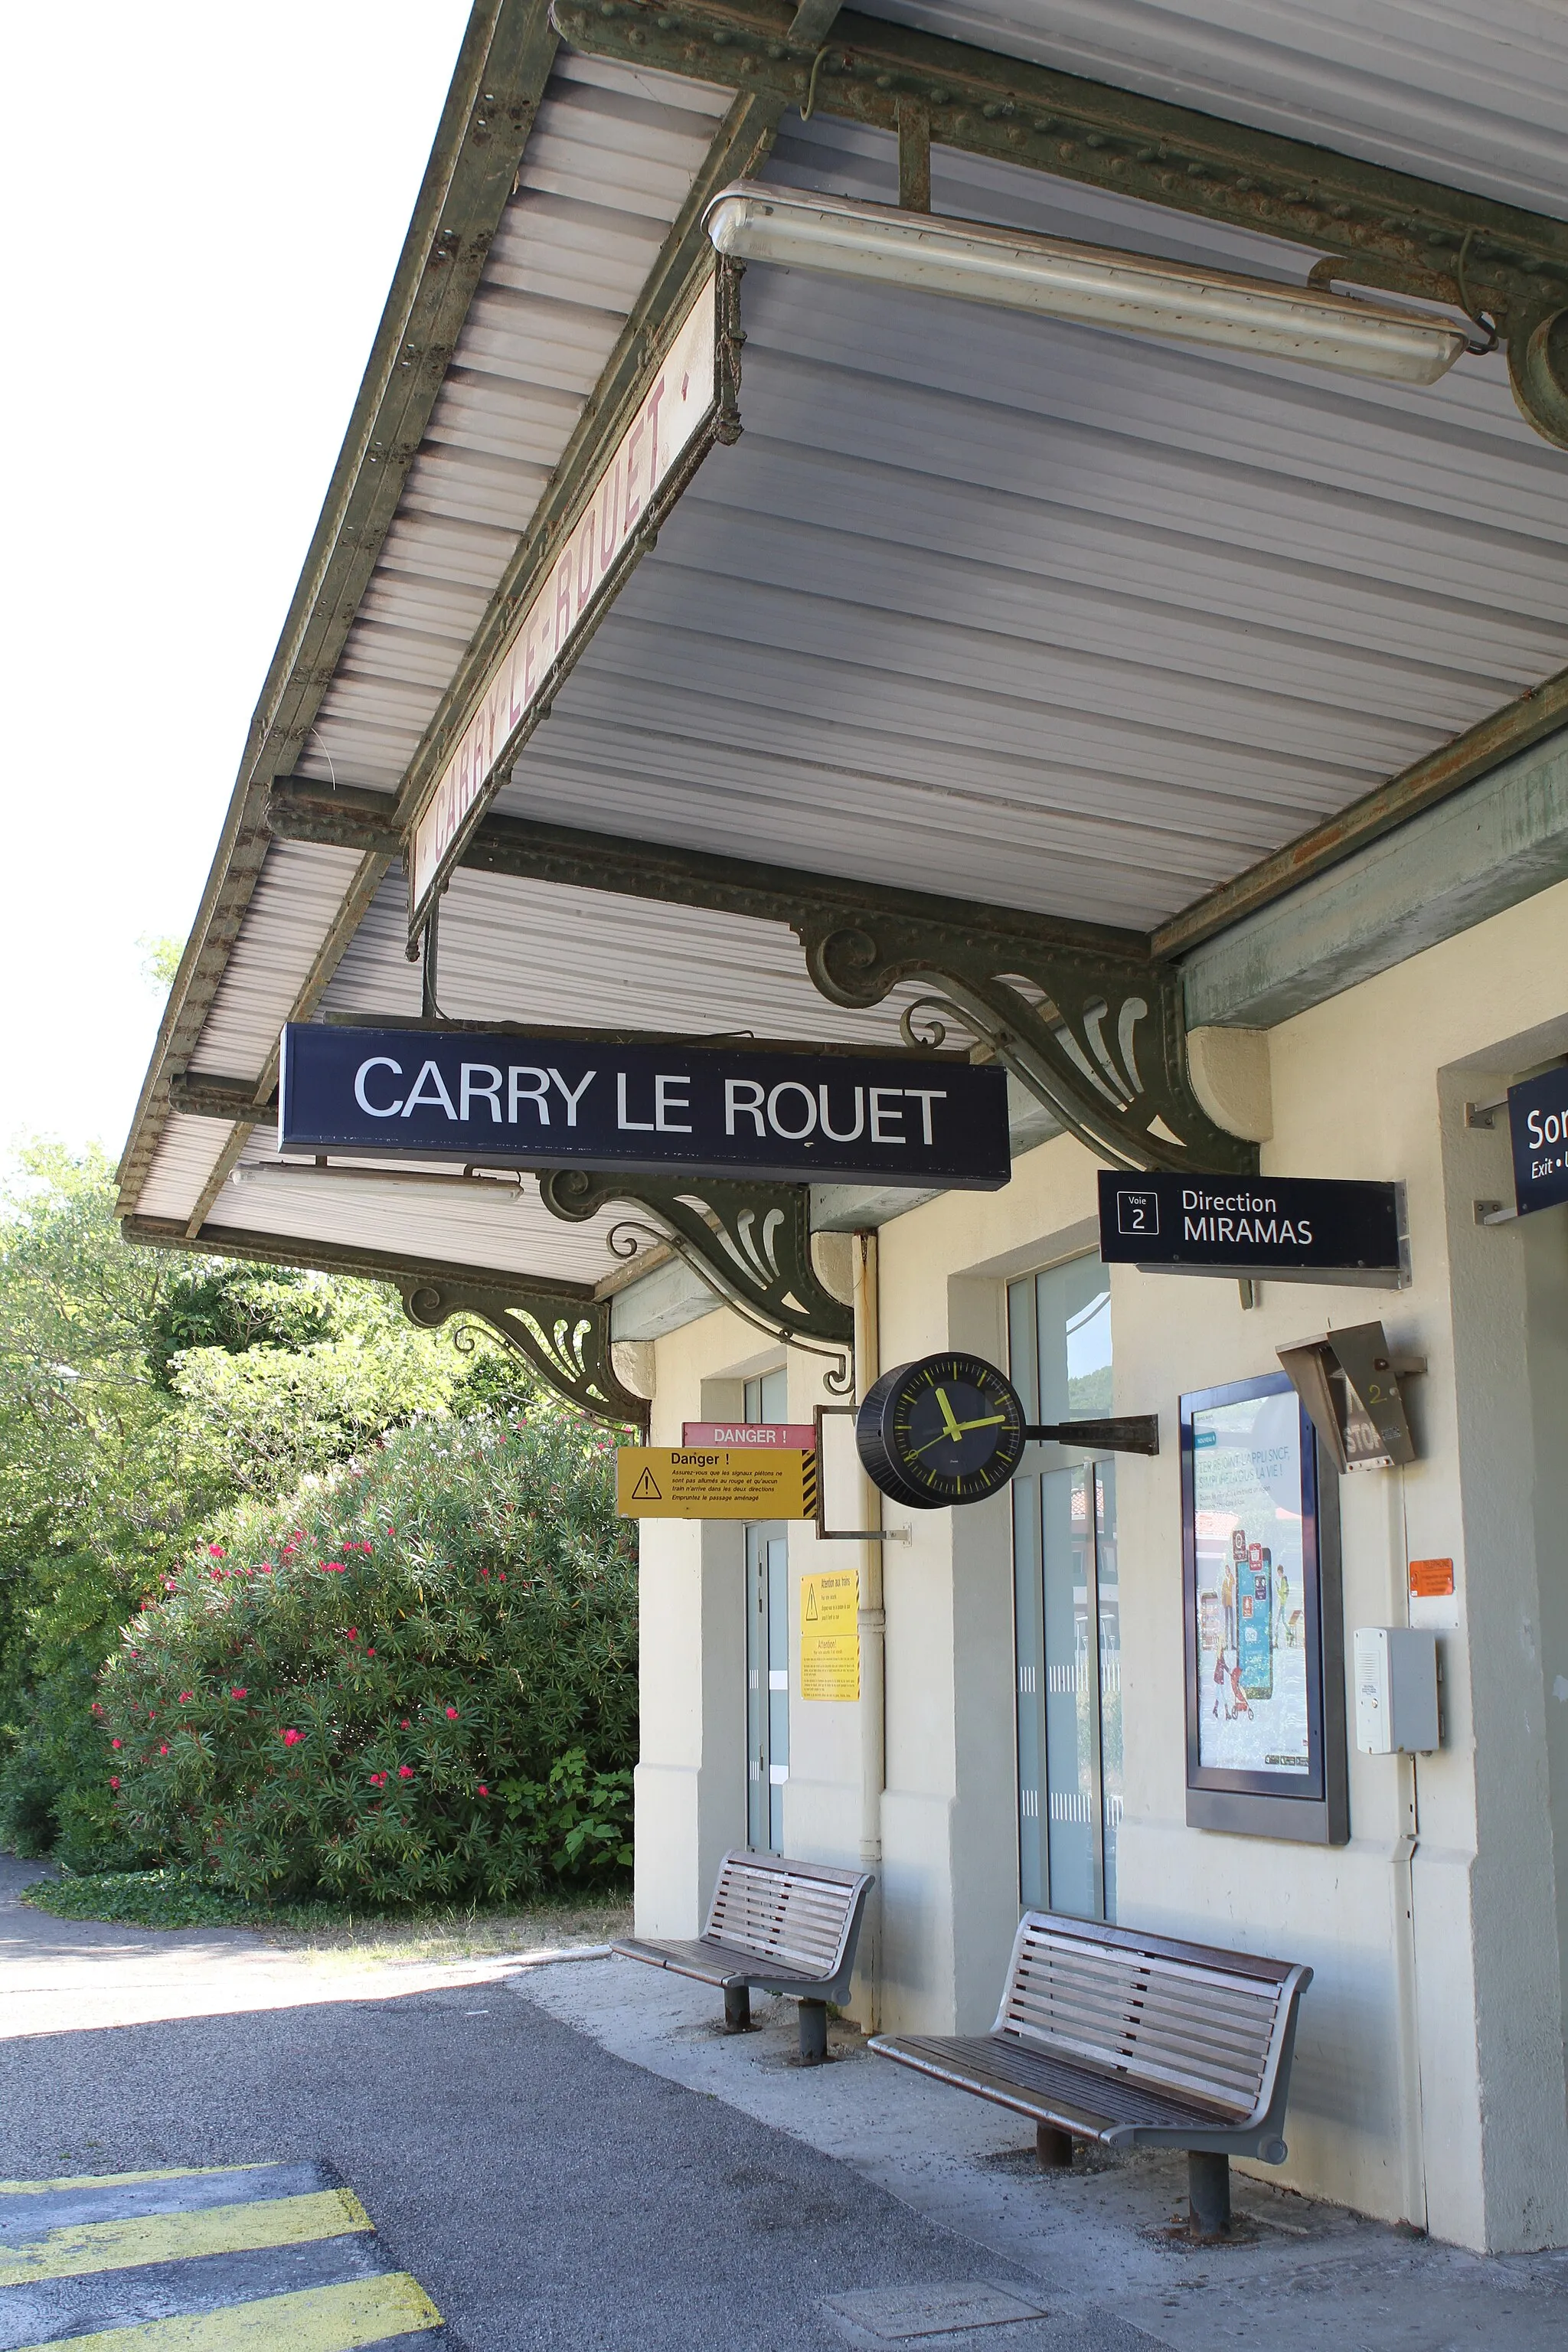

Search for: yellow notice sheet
xmin=616 ymin=1448 xmax=818 ymax=1521
xmin=801 ymin=1569 xmax=861 ymax=1701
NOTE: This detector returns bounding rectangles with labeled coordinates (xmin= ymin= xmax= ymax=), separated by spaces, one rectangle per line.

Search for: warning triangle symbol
xmin=631 ymin=1466 xmax=663 ymax=1500
xmin=805 ymin=1588 xmax=819 ymax=1622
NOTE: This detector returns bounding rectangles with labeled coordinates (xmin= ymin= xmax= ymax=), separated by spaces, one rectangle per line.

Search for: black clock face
xmin=856 ymin=1353 xmax=1028 ymax=1511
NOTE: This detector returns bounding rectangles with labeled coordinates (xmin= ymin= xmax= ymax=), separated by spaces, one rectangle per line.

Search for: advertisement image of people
xmin=1192 ymin=1387 xmax=1308 ymax=1775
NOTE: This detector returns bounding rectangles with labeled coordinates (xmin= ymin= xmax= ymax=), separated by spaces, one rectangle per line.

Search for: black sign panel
xmin=1097 ymin=1171 xmax=1403 ymax=1286
xmin=1508 ymin=1065 xmax=1568 ymax=1217
xmin=279 ymin=1026 xmax=1011 ymax=1189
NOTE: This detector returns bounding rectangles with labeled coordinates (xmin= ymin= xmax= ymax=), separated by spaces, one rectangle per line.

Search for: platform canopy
xmin=121 ymin=0 xmax=1568 ymax=1416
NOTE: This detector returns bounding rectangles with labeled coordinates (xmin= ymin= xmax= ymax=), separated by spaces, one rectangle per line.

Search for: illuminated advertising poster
xmin=1181 ymin=1372 xmax=1347 ymax=1842
xmin=1192 ymin=1390 xmax=1304 ymax=1775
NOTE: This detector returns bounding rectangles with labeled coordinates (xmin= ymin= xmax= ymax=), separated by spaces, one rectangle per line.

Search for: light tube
xmin=704 ymin=183 xmax=1469 ymax=386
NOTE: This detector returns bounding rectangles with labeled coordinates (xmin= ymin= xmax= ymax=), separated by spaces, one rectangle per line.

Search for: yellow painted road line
xmin=0 ymin=2171 xmax=271 ymax=2198
xmin=0 ymin=2189 xmax=374 ymax=2286
xmin=11 ymin=2271 xmax=443 ymax=2350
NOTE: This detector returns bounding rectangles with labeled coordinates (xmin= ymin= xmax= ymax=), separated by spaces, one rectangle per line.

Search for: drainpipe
xmin=854 ymin=1230 xmax=887 ymax=2027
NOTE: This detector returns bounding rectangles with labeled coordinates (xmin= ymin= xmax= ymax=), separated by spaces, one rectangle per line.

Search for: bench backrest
xmin=704 ymin=1851 xmax=868 ymax=1978
xmin=995 ymin=1912 xmax=1308 ymax=2124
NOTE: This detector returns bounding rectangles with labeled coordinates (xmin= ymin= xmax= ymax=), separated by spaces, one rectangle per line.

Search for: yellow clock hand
xmin=933 ymin=1386 xmax=964 ymax=1443
xmin=952 ymin=1413 xmax=1006 ymax=1432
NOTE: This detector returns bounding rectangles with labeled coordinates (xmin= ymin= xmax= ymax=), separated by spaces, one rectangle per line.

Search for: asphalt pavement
xmin=0 ymin=1859 xmax=1144 ymax=2352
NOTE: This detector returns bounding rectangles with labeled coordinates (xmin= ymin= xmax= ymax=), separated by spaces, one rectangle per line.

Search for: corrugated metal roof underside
xmin=484 ymin=116 xmax=1568 ymax=932
xmin=862 ymin=0 xmax=1568 ymax=220
xmin=189 ymin=841 xmax=369 ymax=1079
xmin=292 ymin=51 xmax=731 ymax=797
xmin=319 ymin=865 xmax=922 ymax=1044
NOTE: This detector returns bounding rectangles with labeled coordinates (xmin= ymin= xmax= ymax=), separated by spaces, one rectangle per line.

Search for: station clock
xmin=855 ymin=1352 xmax=1029 ymax=1510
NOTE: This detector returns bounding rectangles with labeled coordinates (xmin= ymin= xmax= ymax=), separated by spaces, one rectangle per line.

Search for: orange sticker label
xmin=1409 ymin=1557 xmax=1455 ymax=1599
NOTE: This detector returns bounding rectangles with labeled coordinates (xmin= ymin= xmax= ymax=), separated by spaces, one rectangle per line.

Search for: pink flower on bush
xmin=180 ymin=1692 xmax=193 ymax=1703
xmin=111 ymin=1739 xmax=122 ymax=1749
xmin=207 ymin=1544 xmax=226 ymax=1558
xmin=398 ymin=1765 xmax=414 ymax=1779
xmin=159 ymin=1744 xmax=169 ymax=1756
xmin=230 ymin=1687 xmax=247 ymax=1700
xmin=259 ymin=1565 xmax=273 ymax=1576
xmin=280 ymin=1728 xmax=303 ymax=1747
xmin=369 ymin=1772 xmax=387 ymax=1787
xmin=367 ymin=1648 xmax=376 ymax=1658
xmin=400 ymin=1718 xmax=410 ymax=1729
xmin=109 ymin=1776 xmax=120 ymax=1789
xmin=446 ymin=1707 xmax=459 ymax=1720
xmin=477 ymin=1784 xmax=490 ymax=1796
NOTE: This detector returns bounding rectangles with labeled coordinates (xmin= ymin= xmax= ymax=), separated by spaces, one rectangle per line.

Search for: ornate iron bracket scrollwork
xmin=537 ymin=1168 xmax=855 ymax=1389
xmin=797 ymin=911 xmax=1256 ymax=1176
xmin=398 ymin=1276 xmax=648 ymax=1429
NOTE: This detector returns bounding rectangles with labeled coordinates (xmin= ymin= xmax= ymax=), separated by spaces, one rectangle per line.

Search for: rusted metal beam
xmin=1153 ymin=665 xmax=1568 ymax=958
xmin=550 ymin=1 xmax=1568 ymax=444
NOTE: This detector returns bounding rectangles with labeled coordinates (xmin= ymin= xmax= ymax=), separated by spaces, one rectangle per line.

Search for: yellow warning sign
xmin=616 ymin=1448 xmax=818 ymax=1521
xmin=801 ymin=1569 xmax=860 ymax=1701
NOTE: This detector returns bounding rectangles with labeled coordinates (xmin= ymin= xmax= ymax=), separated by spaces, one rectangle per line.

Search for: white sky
xmin=0 ymin=2 xmax=472 ymax=1162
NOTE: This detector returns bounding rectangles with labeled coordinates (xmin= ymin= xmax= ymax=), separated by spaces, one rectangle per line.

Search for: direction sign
xmin=1097 ymin=1170 xmax=1404 ymax=1286
xmin=279 ymin=1026 xmax=1010 ymax=1189
xmin=616 ymin=1447 xmax=818 ymax=1521
xmin=1508 ymin=1064 xmax=1568 ymax=1217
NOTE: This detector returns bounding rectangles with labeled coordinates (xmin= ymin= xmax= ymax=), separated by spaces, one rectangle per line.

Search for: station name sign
xmin=279 ymin=1026 xmax=1011 ymax=1189
xmin=407 ymin=270 xmax=724 ymax=933
xmin=1508 ymin=1064 xmax=1568 ymax=1217
xmin=1098 ymin=1170 xmax=1404 ymax=1286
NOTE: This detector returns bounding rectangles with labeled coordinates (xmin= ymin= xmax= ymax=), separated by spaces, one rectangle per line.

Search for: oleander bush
xmin=95 ymin=1413 xmax=636 ymax=1906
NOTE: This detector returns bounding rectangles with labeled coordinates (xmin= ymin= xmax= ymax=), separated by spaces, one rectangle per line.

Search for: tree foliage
xmin=100 ymin=1416 xmax=635 ymax=1903
xmin=0 ymin=1142 xmax=584 ymax=1874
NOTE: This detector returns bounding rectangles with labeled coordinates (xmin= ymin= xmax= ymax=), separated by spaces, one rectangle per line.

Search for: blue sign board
xmin=279 ymin=1026 xmax=1011 ymax=1190
xmin=1508 ymin=1064 xmax=1568 ymax=1217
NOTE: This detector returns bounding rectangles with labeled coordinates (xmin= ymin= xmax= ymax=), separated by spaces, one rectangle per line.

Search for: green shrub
xmin=96 ymin=1414 xmax=636 ymax=1906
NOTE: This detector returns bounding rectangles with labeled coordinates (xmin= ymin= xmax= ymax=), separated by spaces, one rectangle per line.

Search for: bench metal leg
xmin=1187 ymin=2152 xmax=1231 ymax=2238
xmin=1035 ymin=2125 xmax=1073 ymax=2171
xmin=799 ymin=1999 xmax=828 ymax=2065
xmin=723 ymin=1984 xmax=751 ymax=2034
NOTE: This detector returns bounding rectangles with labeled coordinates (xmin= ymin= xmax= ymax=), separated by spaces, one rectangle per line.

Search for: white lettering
xmin=1297 ymin=1217 xmax=1312 ymax=1245
xmin=868 ymin=1086 xmax=905 ymax=1144
xmin=508 ymin=1067 xmax=550 ymax=1125
xmin=726 ymin=1080 xmax=766 ymax=1136
xmin=354 ymin=1057 xmax=403 ymax=1117
xmin=616 ymin=1072 xmax=654 ymax=1132
xmin=655 ymin=1073 xmax=693 ymax=1133
xmin=817 ymin=1083 xmax=864 ymax=1142
xmin=550 ymin=1068 xmax=596 ymax=1126
xmin=400 ymin=1060 xmax=458 ymax=1119
xmin=460 ymin=1063 xmax=502 ymax=1123
xmin=903 ymin=1086 xmax=947 ymax=1145
xmin=768 ymin=1080 xmax=818 ymax=1140
xmin=1528 ymin=1109 xmax=1545 ymax=1148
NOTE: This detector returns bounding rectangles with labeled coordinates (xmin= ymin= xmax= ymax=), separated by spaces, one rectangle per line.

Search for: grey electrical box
xmin=1277 ymin=1321 xmax=1423 ymax=1473
xmin=1353 ymin=1627 xmax=1440 ymax=1753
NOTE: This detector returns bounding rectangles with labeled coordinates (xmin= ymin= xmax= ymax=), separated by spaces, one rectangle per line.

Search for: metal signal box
xmin=1354 ymin=1627 xmax=1440 ymax=1753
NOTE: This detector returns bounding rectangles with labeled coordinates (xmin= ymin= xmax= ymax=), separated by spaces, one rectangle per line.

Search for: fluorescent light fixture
xmin=704 ymin=182 xmax=1470 ymax=386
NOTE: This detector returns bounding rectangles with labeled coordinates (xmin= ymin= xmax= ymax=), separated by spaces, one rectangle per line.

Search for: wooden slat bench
xmin=614 ymin=1851 xmax=874 ymax=2064
xmin=871 ymin=1910 xmax=1312 ymax=2236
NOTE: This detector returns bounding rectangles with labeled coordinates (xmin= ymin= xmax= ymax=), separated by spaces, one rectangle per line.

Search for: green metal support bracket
xmin=264 ymin=789 xmax=1257 ymax=1174
xmin=549 ymin=0 xmax=1568 ymax=449
xmin=397 ymin=1273 xmax=649 ymax=1428
xmin=536 ymin=1168 xmax=855 ymax=1383
xmin=121 ymin=1214 xmax=648 ymax=1430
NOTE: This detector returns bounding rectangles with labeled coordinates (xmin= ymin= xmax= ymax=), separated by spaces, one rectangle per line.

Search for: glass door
xmin=743 ymin=1369 xmax=789 ymax=1851
xmin=1009 ymin=1260 xmax=1122 ymax=1922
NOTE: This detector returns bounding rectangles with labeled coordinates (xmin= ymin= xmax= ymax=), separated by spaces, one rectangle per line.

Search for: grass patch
xmin=19 ymin=1866 xmax=631 ymax=1957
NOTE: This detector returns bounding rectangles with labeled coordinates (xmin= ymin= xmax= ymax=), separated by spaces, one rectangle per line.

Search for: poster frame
xmin=1180 ymin=1370 xmax=1348 ymax=1845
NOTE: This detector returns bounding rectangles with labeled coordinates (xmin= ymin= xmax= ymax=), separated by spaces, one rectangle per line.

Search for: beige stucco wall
xmin=632 ymin=873 xmax=1568 ymax=2252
